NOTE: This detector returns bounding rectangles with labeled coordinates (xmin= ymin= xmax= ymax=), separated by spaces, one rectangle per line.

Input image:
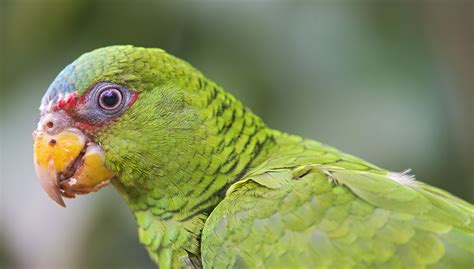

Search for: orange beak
xmin=33 ymin=113 xmax=114 ymax=207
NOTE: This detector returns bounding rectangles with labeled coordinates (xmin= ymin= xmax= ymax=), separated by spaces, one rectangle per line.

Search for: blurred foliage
xmin=1 ymin=1 xmax=472 ymax=268
xmin=0 ymin=231 xmax=19 ymax=269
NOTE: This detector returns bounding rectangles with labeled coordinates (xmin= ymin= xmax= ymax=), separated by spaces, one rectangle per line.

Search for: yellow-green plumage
xmin=202 ymin=132 xmax=473 ymax=268
xmin=44 ymin=46 xmax=474 ymax=268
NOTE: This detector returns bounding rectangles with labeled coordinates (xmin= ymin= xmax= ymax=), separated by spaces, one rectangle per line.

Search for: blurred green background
xmin=0 ymin=1 xmax=472 ymax=268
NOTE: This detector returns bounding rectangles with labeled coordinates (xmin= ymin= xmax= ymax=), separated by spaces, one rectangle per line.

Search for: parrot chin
xmin=33 ymin=112 xmax=114 ymax=207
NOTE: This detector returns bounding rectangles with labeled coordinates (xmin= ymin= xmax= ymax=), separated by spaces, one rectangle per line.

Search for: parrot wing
xmin=201 ymin=160 xmax=473 ymax=268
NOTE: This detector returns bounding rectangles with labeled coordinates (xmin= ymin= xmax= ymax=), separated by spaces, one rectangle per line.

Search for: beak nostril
xmin=49 ymin=139 xmax=57 ymax=146
xmin=46 ymin=121 xmax=54 ymax=128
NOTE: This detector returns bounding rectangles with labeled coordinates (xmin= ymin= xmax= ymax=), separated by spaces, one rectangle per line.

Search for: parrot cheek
xmin=33 ymin=113 xmax=114 ymax=207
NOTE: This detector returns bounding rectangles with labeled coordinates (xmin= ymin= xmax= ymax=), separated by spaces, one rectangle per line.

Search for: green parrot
xmin=33 ymin=46 xmax=473 ymax=269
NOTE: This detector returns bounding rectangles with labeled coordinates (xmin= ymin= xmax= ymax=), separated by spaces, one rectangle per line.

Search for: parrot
xmin=33 ymin=45 xmax=473 ymax=269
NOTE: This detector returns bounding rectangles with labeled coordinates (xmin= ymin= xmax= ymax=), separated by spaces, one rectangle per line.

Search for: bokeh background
xmin=1 ymin=1 xmax=472 ymax=268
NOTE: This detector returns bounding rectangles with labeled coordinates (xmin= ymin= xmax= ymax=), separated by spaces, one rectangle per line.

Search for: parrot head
xmin=33 ymin=46 xmax=210 ymax=207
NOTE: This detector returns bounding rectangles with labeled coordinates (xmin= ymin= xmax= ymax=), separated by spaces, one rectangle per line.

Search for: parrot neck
xmin=112 ymin=86 xmax=279 ymax=267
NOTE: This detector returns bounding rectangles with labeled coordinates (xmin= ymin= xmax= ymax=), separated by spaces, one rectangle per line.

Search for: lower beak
xmin=33 ymin=128 xmax=114 ymax=207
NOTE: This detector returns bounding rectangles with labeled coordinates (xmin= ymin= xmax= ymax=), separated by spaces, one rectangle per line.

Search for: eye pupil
xmin=102 ymin=90 xmax=118 ymax=106
xmin=99 ymin=88 xmax=122 ymax=110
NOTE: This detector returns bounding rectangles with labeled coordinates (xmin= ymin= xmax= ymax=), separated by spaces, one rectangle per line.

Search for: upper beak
xmin=33 ymin=114 xmax=114 ymax=207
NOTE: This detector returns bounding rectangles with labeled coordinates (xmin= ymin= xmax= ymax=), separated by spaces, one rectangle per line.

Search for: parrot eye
xmin=98 ymin=88 xmax=122 ymax=110
xmin=73 ymin=82 xmax=134 ymax=123
xmin=91 ymin=82 xmax=130 ymax=116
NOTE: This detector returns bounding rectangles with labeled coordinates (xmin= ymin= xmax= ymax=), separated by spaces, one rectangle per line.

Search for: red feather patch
xmin=55 ymin=91 xmax=78 ymax=112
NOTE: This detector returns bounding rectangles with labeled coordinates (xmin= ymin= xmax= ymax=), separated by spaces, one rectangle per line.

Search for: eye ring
xmin=98 ymin=87 xmax=123 ymax=111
